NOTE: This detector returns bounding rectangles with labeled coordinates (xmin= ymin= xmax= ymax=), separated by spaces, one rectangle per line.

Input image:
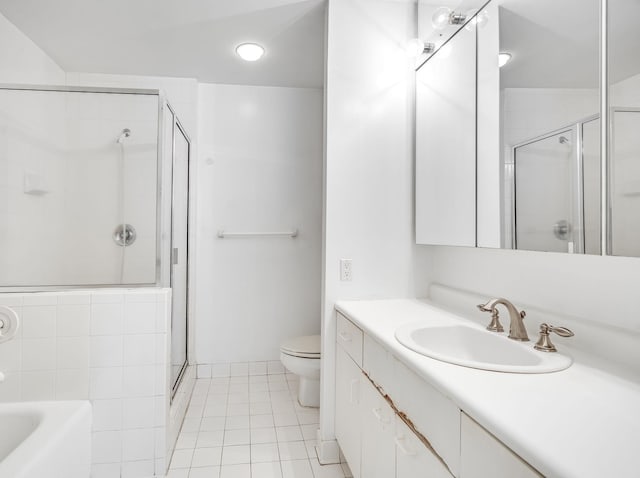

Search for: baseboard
xmin=316 ymin=431 xmax=341 ymax=464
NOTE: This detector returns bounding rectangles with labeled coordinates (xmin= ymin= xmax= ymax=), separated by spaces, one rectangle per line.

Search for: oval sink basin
xmin=395 ymin=323 xmax=572 ymax=373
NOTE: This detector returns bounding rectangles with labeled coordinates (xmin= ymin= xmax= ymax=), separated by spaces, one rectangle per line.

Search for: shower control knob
xmin=553 ymin=220 xmax=571 ymax=240
xmin=113 ymin=224 xmax=137 ymax=246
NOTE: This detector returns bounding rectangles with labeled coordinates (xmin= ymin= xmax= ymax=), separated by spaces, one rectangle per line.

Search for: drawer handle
xmin=339 ymin=332 xmax=352 ymax=343
xmin=395 ymin=437 xmax=416 ymax=456
xmin=372 ymin=407 xmax=390 ymax=424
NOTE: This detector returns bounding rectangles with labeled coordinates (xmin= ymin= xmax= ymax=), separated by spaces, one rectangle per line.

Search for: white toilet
xmin=280 ymin=335 xmax=321 ymax=407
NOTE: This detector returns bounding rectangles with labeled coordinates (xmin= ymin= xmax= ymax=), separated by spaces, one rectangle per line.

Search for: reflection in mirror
xmin=477 ymin=0 xmax=601 ymax=253
xmin=609 ymin=0 xmax=640 ymax=257
xmin=414 ymin=0 xmax=489 ymax=67
xmin=416 ymin=18 xmax=476 ymax=246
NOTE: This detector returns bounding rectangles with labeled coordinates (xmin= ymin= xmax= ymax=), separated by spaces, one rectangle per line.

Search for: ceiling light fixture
xmin=499 ymin=52 xmax=512 ymax=67
xmin=236 ymin=43 xmax=265 ymax=62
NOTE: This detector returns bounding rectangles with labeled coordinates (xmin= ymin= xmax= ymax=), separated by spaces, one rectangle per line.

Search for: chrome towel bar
xmin=217 ymin=229 xmax=298 ymax=239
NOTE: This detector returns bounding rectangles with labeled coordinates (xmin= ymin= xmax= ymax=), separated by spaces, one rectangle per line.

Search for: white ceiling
xmin=499 ymin=0 xmax=599 ymax=89
xmin=499 ymin=0 xmax=640 ymax=89
xmin=0 ymin=0 xmax=326 ymax=88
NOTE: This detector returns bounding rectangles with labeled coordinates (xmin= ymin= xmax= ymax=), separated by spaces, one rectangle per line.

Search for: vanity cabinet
xmin=360 ymin=377 xmax=396 ymax=478
xmin=335 ymin=345 xmax=362 ymax=478
xmin=460 ymin=414 xmax=542 ymax=478
xmin=396 ymin=417 xmax=451 ymax=478
xmin=336 ymin=312 xmax=453 ymax=478
xmin=335 ymin=312 xmax=543 ymax=478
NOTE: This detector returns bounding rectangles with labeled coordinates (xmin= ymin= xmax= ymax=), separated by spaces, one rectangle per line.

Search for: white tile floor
xmin=165 ymin=372 xmax=347 ymax=478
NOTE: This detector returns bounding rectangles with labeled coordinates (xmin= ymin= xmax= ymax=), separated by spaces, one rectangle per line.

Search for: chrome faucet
xmin=477 ymin=298 xmax=529 ymax=341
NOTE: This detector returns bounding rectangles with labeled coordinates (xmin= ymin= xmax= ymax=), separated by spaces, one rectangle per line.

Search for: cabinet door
xmin=393 ymin=358 xmax=460 ymax=475
xmin=396 ymin=417 xmax=451 ymax=478
xmin=360 ymin=377 xmax=396 ymax=478
xmin=460 ymin=413 xmax=542 ymax=478
xmin=335 ymin=345 xmax=362 ymax=478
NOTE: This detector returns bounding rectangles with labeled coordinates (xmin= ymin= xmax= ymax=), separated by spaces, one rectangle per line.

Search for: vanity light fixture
xmin=235 ymin=43 xmax=265 ymax=62
xmin=405 ymin=38 xmax=436 ymax=57
xmin=432 ymin=6 xmax=467 ymax=30
xmin=465 ymin=9 xmax=489 ymax=30
xmin=499 ymin=52 xmax=512 ymax=67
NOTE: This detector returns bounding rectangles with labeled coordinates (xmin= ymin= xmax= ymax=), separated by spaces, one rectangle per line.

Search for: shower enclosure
xmin=0 ymin=85 xmax=190 ymax=394
xmin=509 ymin=115 xmax=601 ymax=254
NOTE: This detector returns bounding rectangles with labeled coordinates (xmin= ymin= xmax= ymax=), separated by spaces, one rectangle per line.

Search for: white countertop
xmin=335 ymin=298 xmax=640 ymax=478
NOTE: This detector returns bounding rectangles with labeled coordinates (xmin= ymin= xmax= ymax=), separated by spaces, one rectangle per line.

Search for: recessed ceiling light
xmin=499 ymin=52 xmax=512 ymax=67
xmin=236 ymin=43 xmax=265 ymax=62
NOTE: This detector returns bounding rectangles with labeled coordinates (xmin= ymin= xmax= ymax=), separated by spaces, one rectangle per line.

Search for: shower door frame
xmin=607 ymin=106 xmax=640 ymax=255
xmin=509 ymin=113 xmax=600 ymax=253
xmin=165 ymin=101 xmax=191 ymax=400
xmin=0 ymin=83 xmax=165 ymax=291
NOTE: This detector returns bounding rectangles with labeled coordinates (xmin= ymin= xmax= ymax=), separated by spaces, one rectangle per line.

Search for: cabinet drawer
xmin=392 ymin=359 xmax=460 ymax=476
xmin=460 ymin=413 xmax=542 ymax=478
xmin=337 ymin=312 xmax=363 ymax=367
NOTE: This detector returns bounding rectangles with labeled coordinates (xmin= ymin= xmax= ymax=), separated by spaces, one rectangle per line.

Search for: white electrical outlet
xmin=340 ymin=259 xmax=353 ymax=281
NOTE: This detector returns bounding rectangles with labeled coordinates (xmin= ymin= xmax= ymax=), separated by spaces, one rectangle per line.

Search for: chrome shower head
xmin=559 ymin=136 xmax=571 ymax=145
xmin=116 ymin=128 xmax=132 ymax=143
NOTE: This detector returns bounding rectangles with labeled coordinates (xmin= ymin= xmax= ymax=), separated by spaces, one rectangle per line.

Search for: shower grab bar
xmin=217 ymin=229 xmax=299 ymax=239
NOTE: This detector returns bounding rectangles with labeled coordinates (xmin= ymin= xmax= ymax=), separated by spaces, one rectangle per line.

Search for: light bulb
xmin=236 ymin=43 xmax=265 ymax=62
xmin=432 ymin=7 xmax=452 ymax=30
xmin=405 ymin=38 xmax=425 ymax=58
xmin=465 ymin=9 xmax=489 ymax=30
xmin=498 ymin=52 xmax=512 ymax=67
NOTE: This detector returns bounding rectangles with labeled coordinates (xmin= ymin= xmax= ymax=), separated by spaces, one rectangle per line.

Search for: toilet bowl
xmin=280 ymin=335 xmax=321 ymax=408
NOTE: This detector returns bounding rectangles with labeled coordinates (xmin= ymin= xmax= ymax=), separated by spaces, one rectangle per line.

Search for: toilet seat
xmin=280 ymin=335 xmax=321 ymax=359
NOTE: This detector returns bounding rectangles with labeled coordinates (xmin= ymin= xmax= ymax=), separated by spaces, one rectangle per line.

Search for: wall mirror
xmin=414 ymin=0 xmax=491 ymax=246
xmin=607 ymin=0 xmax=640 ymax=257
xmin=415 ymin=0 xmax=621 ymax=255
xmin=480 ymin=0 xmax=601 ymax=254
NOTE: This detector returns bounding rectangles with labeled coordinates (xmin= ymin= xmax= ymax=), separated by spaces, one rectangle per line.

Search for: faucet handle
xmin=534 ymin=323 xmax=574 ymax=352
xmin=477 ymin=304 xmax=504 ymax=332
xmin=477 ymin=303 xmax=491 ymax=312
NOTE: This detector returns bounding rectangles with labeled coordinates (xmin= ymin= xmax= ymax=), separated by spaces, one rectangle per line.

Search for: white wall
xmin=196 ymin=83 xmax=323 ymax=364
xmin=321 ymin=0 xmax=432 ymax=461
xmin=502 ymin=87 xmax=599 ymax=149
xmin=0 ymin=11 xmax=65 ymax=84
xmin=428 ymin=246 xmax=640 ymax=337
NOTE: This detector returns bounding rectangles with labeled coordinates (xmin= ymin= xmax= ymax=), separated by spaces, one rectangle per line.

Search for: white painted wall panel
xmin=196 ymin=83 xmax=323 ymax=363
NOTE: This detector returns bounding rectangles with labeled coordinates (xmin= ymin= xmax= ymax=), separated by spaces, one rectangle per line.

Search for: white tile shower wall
xmin=66 ymin=72 xmax=198 ymax=139
xmin=0 ymin=288 xmax=172 ymax=478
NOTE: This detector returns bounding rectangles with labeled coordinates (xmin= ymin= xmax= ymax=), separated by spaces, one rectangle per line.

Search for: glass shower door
xmin=611 ymin=109 xmax=640 ymax=256
xmin=514 ymin=129 xmax=577 ymax=252
xmin=170 ymin=121 xmax=190 ymax=396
